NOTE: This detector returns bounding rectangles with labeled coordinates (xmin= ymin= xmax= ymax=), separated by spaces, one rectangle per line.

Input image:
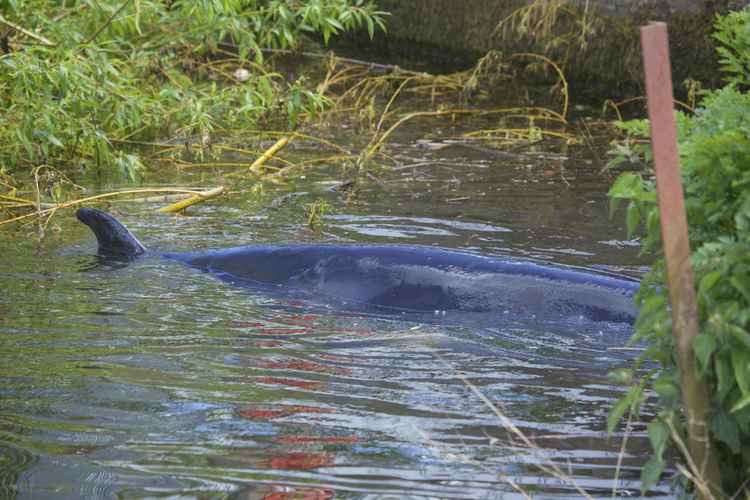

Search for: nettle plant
xmin=0 ymin=0 xmax=386 ymax=178
xmin=608 ymin=7 xmax=750 ymax=496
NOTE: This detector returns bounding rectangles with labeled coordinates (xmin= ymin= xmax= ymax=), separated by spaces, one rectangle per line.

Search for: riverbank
xmin=342 ymin=0 xmax=748 ymax=100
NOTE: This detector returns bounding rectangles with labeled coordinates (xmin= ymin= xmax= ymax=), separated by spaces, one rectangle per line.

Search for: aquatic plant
xmin=608 ymin=7 xmax=750 ymax=497
xmin=305 ymin=198 xmax=331 ymax=229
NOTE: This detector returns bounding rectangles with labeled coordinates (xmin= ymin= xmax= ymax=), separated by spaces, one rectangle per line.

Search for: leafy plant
xmin=714 ymin=7 xmax=750 ymax=87
xmin=608 ymin=7 xmax=750 ymax=496
xmin=0 ymin=0 xmax=386 ymax=178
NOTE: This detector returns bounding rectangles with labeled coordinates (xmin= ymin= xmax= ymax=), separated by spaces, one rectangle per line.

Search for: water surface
xmin=0 ymin=120 xmax=668 ymax=498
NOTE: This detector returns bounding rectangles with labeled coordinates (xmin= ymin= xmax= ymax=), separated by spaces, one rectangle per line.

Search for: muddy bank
xmin=347 ymin=0 xmax=749 ymax=99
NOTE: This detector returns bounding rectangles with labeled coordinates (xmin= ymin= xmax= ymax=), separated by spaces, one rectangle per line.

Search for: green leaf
xmin=607 ymin=368 xmax=633 ymax=385
xmin=653 ymin=376 xmax=680 ymax=400
xmin=730 ymin=275 xmax=750 ymax=303
xmin=326 ymin=17 xmax=344 ymax=31
xmin=717 ymin=357 xmax=734 ymax=402
xmin=648 ymin=419 xmax=670 ymax=456
xmin=694 ymin=333 xmax=716 ymax=372
xmin=698 ymin=271 xmax=722 ymax=295
xmin=712 ymin=410 xmax=741 ymax=452
xmin=607 ymin=396 xmax=630 ymax=435
xmin=47 ymin=134 xmax=63 ymax=148
xmin=641 ymin=455 xmax=665 ymax=493
xmin=730 ymin=394 xmax=750 ymax=413
xmin=728 ymin=324 xmax=750 ymax=350
xmin=626 ymin=202 xmax=640 ymax=237
xmin=732 ymin=350 xmax=750 ymax=395
xmin=609 ymin=172 xmax=643 ymax=200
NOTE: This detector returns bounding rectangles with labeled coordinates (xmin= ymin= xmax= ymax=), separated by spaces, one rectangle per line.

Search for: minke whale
xmin=76 ymin=207 xmax=639 ymax=324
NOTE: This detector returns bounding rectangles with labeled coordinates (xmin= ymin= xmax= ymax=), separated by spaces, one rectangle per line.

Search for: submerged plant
xmin=305 ymin=198 xmax=331 ymax=230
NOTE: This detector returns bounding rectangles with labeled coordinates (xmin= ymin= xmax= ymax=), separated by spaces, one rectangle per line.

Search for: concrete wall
xmin=364 ymin=0 xmax=750 ymax=99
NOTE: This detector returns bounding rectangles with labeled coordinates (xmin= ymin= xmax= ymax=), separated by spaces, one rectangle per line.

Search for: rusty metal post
xmin=640 ymin=22 xmax=722 ymax=497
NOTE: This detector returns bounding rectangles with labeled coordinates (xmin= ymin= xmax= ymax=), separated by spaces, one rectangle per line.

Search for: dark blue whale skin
xmin=76 ymin=208 xmax=639 ymax=323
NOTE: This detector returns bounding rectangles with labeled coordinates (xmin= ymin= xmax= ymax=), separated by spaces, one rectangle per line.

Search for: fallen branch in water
xmin=158 ymin=186 xmax=227 ymax=213
xmin=0 ymin=187 xmax=210 ymax=227
xmin=249 ymin=136 xmax=292 ymax=175
xmin=360 ymin=107 xmax=565 ymax=166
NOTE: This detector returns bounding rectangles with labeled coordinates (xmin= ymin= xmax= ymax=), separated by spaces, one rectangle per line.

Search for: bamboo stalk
xmin=158 ymin=186 xmax=226 ymax=213
xmin=249 ymin=136 xmax=291 ymax=175
xmin=641 ymin=22 xmax=722 ymax=498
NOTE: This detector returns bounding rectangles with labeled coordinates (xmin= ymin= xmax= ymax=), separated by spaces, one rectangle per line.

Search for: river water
xmin=0 ymin=114 xmax=670 ymax=498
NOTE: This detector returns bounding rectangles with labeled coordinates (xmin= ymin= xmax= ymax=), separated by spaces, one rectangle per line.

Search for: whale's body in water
xmin=76 ymin=208 xmax=639 ymax=324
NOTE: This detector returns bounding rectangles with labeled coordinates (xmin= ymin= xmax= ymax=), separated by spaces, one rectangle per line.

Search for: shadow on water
xmin=0 ymin=118 xmax=670 ymax=498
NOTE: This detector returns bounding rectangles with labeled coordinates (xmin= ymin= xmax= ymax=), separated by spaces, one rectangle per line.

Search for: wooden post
xmin=640 ymin=22 xmax=722 ymax=497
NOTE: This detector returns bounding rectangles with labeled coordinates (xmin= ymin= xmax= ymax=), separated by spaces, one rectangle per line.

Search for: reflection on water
xmin=0 ymin=133 xmax=668 ymax=498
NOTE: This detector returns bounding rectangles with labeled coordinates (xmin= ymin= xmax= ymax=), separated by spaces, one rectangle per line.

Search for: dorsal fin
xmin=76 ymin=208 xmax=146 ymax=257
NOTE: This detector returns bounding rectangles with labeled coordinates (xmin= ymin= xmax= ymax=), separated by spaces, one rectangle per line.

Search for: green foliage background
xmin=0 ymin=0 xmax=385 ymax=180
xmin=608 ymin=6 xmax=750 ymax=495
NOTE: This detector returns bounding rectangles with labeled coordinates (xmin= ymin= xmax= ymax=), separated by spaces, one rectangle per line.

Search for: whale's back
xmin=165 ymin=245 xmax=639 ymax=323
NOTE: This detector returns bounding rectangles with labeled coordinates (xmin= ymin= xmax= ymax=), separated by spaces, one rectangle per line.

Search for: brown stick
xmin=641 ymin=22 xmax=722 ymax=498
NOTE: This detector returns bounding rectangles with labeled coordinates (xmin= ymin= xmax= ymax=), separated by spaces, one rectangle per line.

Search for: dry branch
xmin=0 ymin=14 xmax=54 ymax=46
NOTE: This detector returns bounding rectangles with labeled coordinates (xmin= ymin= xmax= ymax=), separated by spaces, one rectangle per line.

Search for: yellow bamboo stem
xmin=249 ymin=136 xmax=291 ymax=175
xmin=0 ymin=188 xmax=206 ymax=227
xmin=158 ymin=186 xmax=226 ymax=213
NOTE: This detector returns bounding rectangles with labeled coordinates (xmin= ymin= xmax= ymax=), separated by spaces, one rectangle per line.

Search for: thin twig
xmin=83 ymin=0 xmax=132 ymax=45
xmin=0 ymin=188 xmax=208 ymax=227
xmin=611 ymin=410 xmax=633 ymax=498
xmin=666 ymin=417 xmax=717 ymax=500
xmin=0 ymin=14 xmax=54 ymax=46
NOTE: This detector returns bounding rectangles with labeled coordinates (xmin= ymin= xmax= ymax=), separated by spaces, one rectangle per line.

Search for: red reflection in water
xmin=228 ymin=318 xmax=313 ymax=336
xmin=253 ymin=340 xmax=284 ymax=348
xmin=265 ymin=452 xmax=333 ymax=470
xmin=259 ymin=359 xmax=351 ymax=376
xmin=259 ymin=328 xmax=308 ymax=335
xmin=275 ymin=435 xmax=358 ymax=445
xmin=282 ymin=314 xmax=319 ymax=325
xmin=237 ymin=408 xmax=289 ymax=419
xmin=237 ymin=405 xmax=334 ymax=420
xmin=262 ymin=487 xmax=334 ymax=500
xmin=256 ymin=376 xmax=325 ymax=390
